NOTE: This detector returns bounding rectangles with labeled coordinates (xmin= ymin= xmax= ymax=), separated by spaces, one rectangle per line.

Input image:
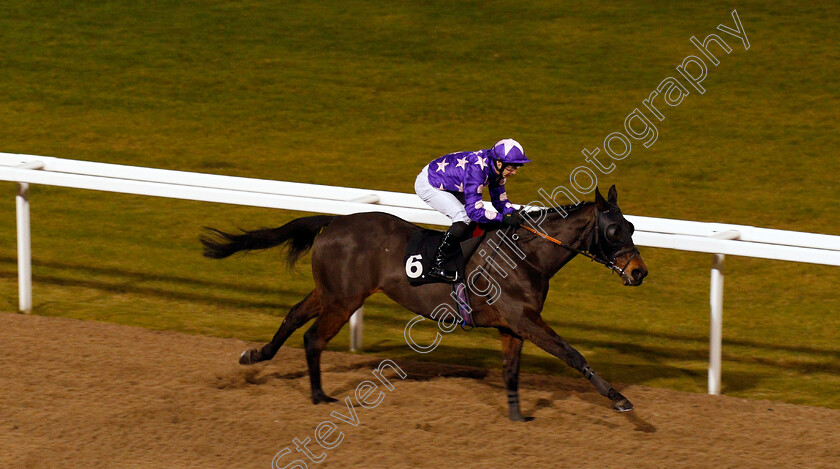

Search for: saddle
xmin=403 ymin=228 xmax=485 ymax=286
xmin=403 ymin=226 xmax=487 ymax=328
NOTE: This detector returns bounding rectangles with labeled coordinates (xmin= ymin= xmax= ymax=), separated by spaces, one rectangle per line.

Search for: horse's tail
xmin=200 ymin=215 xmax=338 ymax=268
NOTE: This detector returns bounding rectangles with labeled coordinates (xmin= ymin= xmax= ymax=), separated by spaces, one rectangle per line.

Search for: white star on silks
xmin=438 ymin=183 xmax=445 ymax=190
xmin=436 ymin=160 xmax=449 ymax=172
xmin=455 ymin=182 xmax=464 ymax=192
xmin=455 ymin=156 xmax=468 ymax=170
xmin=474 ymin=156 xmax=487 ymax=170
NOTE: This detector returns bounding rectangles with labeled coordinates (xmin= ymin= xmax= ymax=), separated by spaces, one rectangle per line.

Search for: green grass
xmin=1 ymin=1 xmax=838 ymax=408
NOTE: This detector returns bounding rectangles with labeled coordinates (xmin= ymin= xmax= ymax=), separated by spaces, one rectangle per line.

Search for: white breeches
xmin=414 ymin=164 xmax=471 ymax=224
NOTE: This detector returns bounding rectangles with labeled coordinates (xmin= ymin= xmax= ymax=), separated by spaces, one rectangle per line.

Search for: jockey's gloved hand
xmin=501 ymin=211 xmax=524 ymax=227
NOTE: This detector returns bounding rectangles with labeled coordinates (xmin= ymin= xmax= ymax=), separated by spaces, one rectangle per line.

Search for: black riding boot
xmin=427 ymin=222 xmax=469 ymax=282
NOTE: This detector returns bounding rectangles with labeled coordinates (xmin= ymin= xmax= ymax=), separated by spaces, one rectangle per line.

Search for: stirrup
xmin=428 ymin=265 xmax=459 ymax=282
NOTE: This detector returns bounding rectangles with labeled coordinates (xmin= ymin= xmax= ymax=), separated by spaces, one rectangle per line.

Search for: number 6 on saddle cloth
xmin=403 ymin=228 xmax=486 ymax=328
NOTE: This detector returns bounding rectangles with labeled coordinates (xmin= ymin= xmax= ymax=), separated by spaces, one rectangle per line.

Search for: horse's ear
xmin=595 ymin=187 xmax=609 ymax=211
xmin=608 ymin=185 xmax=618 ymax=203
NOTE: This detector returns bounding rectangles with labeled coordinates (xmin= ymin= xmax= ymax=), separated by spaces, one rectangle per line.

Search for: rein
xmin=520 ymin=222 xmax=638 ymax=278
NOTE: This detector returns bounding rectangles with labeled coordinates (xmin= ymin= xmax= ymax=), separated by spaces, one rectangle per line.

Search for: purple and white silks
xmin=423 ymin=149 xmax=516 ymax=224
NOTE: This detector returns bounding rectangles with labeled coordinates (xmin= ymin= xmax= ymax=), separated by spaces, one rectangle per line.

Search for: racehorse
xmin=201 ymin=185 xmax=647 ymax=420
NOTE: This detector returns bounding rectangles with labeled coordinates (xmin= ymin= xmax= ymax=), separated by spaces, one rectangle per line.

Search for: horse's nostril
xmin=632 ymin=268 xmax=647 ymax=281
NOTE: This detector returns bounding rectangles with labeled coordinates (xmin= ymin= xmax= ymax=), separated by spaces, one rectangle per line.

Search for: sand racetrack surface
xmin=2 ymin=313 xmax=839 ymax=468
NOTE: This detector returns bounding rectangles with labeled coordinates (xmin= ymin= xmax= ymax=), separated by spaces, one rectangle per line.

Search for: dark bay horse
xmin=201 ymin=185 xmax=647 ymax=420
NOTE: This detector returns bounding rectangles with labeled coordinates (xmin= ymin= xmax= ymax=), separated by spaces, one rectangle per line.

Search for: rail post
xmin=16 ymin=182 xmax=33 ymax=314
xmin=13 ymin=161 xmax=45 ymax=314
xmin=708 ymin=230 xmax=739 ymax=394
xmin=708 ymin=253 xmax=725 ymax=394
xmin=349 ymin=307 xmax=363 ymax=351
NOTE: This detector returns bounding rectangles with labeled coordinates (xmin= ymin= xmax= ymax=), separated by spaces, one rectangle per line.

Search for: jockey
xmin=414 ymin=138 xmax=529 ymax=282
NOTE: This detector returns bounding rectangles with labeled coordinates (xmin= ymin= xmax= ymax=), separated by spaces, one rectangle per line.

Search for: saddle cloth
xmin=404 ymin=229 xmax=466 ymax=286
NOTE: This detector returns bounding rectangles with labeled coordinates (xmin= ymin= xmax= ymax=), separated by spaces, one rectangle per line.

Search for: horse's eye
xmin=605 ymin=223 xmax=622 ymax=243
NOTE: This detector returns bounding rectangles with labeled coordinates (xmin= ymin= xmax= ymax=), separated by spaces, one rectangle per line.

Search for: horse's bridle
xmin=520 ymin=209 xmax=640 ymax=278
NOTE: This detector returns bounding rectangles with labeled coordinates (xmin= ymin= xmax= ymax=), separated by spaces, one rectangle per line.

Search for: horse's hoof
xmin=239 ymin=349 xmax=257 ymax=365
xmin=509 ymin=413 xmax=535 ymax=422
xmin=312 ymin=392 xmax=338 ymax=405
xmin=613 ymin=398 xmax=635 ymax=412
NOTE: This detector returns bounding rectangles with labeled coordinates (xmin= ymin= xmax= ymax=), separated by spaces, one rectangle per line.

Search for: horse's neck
xmin=520 ymin=205 xmax=595 ymax=276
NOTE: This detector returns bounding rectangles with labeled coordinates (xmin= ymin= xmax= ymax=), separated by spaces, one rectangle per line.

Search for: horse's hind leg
xmin=239 ymin=290 xmax=321 ymax=365
xmin=302 ymin=303 xmax=359 ymax=404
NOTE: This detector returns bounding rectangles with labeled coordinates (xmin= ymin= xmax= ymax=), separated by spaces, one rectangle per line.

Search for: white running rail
xmin=2 ymin=153 xmax=839 ymax=394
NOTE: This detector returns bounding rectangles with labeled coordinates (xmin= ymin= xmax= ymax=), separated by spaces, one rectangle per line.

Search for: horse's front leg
xmin=507 ymin=312 xmax=634 ymax=412
xmin=499 ymin=328 xmax=533 ymax=422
